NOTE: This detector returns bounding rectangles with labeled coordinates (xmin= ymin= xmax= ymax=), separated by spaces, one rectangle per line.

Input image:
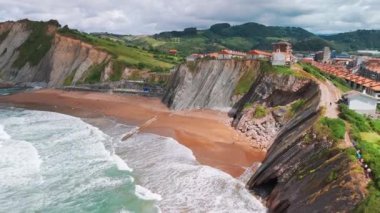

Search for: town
xmin=182 ymin=42 xmax=380 ymax=116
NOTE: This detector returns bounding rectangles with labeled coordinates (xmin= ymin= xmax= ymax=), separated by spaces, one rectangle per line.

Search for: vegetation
xmin=83 ymin=63 xmax=107 ymax=84
xmin=12 ymin=21 xmax=53 ymax=69
xmin=338 ymin=104 xmax=380 ymax=211
xmin=63 ymin=71 xmax=75 ymax=86
xmin=106 ymin=22 xmax=380 ymax=57
xmin=58 ymin=26 xmax=175 ymax=72
xmin=234 ymin=67 xmax=256 ymax=95
xmin=321 ymin=30 xmax=380 ymax=52
xmin=291 ymin=99 xmax=306 ymax=114
xmin=320 ymin=117 xmax=346 ymax=141
xmin=0 ymin=30 xmax=9 ymax=44
xmin=253 ymin=105 xmax=268 ymax=119
xmin=109 ymin=60 xmax=126 ymax=81
xmin=299 ymin=62 xmax=351 ymax=92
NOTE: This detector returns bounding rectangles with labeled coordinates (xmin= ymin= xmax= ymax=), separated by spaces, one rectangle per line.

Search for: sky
xmin=0 ymin=0 xmax=379 ymax=35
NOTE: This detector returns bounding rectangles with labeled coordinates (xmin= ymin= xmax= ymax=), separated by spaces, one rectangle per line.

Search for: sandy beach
xmin=0 ymin=89 xmax=265 ymax=177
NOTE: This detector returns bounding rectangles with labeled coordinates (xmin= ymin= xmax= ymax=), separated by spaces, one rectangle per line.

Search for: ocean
xmin=0 ymin=106 xmax=266 ymax=212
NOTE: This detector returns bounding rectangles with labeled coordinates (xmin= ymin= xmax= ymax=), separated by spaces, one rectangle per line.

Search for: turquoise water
xmin=0 ymin=108 xmax=160 ymax=213
xmin=0 ymin=107 xmax=266 ymax=212
xmin=0 ymin=88 xmax=26 ymax=96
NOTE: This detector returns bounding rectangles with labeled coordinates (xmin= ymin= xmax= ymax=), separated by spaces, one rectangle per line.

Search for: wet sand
xmin=0 ymin=89 xmax=265 ymax=177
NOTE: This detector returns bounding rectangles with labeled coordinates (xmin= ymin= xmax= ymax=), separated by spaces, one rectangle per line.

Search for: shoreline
xmin=0 ymin=89 xmax=265 ymax=177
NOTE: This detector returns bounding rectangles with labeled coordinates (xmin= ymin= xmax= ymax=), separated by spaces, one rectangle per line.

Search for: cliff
xmin=164 ymin=60 xmax=367 ymax=212
xmin=0 ymin=20 xmax=173 ymax=88
xmin=235 ymin=73 xmax=367 ymax=212
xmin=163 ymin=60 xmax=260 ymax=110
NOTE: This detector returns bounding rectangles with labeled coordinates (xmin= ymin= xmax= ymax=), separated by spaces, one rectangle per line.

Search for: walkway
xmin=293 ymin=64 xmax=353 ymax=147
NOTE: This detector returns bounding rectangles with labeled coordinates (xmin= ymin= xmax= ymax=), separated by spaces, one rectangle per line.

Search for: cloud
xmin=0 ymin=0 xmax=379 ymax=34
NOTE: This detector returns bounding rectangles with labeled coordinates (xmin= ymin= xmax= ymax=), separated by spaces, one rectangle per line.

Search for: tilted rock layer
xmin=164 ymin=60 xmax=367 ymax=212
xmin=163 ymin=60 xmax=260 ymax=110
xmin=0 ymin=20 xmax=111 ymax=87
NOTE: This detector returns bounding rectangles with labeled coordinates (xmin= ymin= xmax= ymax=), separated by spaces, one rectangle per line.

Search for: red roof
xmin=312 ymin=61 xmax=380 ymax=92
xmin=247 ymin=49 xmax=271 ymax=57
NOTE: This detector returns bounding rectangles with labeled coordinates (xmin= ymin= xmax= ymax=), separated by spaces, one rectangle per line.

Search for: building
xmin=271 ymin=41 xmax=293 ymax=66
xmin=271 ymin=52 xmax=287 ymax=66
xmin=186 ymin=54 xmax=201 ymax=62
xmin=168 ymin=49 xmax=178 ymax=55
xmin=217 ymin=49 xmax=247 ymax=60
xmin=358 ymin=50 xmax=380 ymax=56
xmin=344 ymin=91 xmax=378 ymax=115
xmin=314 ymin=51 xmax=324 ymax=62
xmin=247 ymin=49 xmax=272 ymax=60
xmin=358 ymin=59 xmax=380 ymax=81
xmin=322 ymin=47 xmax=331 ymax=63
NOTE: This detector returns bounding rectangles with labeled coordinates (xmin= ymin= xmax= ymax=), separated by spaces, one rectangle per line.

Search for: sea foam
xmin=116 ymin=133 xmax=267 ymax=212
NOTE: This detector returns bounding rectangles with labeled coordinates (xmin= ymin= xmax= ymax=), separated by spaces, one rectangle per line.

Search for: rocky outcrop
xmin=163 ymin=60 xmax=260 ymax=110
xmin=0 ymin=20 xmax=110 ymax=87
xmin=232 ymin=73 xmax=314 ymax=150
xmin=238 ymin=76 xmax=367 ymax=212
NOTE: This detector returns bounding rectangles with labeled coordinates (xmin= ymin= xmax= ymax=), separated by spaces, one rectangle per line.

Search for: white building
xmin=271 ymin=52 xmax=287 ymax=66
xmin=345 ymin=91 xmax=378 ymax=115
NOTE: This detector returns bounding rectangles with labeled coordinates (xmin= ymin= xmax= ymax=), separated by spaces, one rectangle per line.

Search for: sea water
xmin=0 ymin=107 xmax=266 ymax=213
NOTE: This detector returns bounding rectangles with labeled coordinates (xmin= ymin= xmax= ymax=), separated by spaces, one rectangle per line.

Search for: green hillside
xmin=321 ymin=30 xmax=380 ymax=51
xmin=58 ymin=26 xmax=180 ymax=72
xmin=104 ymin=22 xmax=331 ymax=56
xmin=98 ymin=22 xmax=380 ymax=56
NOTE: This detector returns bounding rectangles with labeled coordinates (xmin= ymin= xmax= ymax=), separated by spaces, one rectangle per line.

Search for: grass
xmin=338 ymin=103 xmax=380 ymax=211
xmin=58 ymin=27 xmax=175 ymax=72
xmin=273 ymin=66 xmax=294 ymax=75
xmin=234 ymin=67 xmax=256 ymax=95
xmin=369 ymin=119 xmax=380 ymax=134
xmin=253 ymin=105 xmax=268 ymax=118
xmin=360 ymin=132 xmax=380 ymax=144
xmin=12 ymin=21 xmax=53 ymax=69
xmin=320 ymin=117 xmax=346 ymax=141
xmin=291 ymin=99 xmax=306 ymax=114
xmin=83 ymin=63 xmax=107 ymax=84
xmin=109 ymin=60 xmax=126 ymax=81
xmin=299 ymin=62 xmax=351 ymax=92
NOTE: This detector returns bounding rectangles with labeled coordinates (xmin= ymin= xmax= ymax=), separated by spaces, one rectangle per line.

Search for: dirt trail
xmin=293 ymin=64 xmax=353 ymax=147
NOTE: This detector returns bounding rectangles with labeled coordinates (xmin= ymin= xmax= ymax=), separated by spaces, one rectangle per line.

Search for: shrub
xmin=109 ymin=60 xmax=126 ymax=82
xmin=320 ymin=117 xmax=346 ymax=141
xmin=339 ymin=104 xmax=371 ymax=132
xmin=83 ymin=63 xmax=106 ymax=84
xmin=253 ymin=105 xmax=268 ymax=119
xmin=12 ymin=22 xmax=53 ymax=69
xmin=291 ymin=99 xmax=306 ymax=113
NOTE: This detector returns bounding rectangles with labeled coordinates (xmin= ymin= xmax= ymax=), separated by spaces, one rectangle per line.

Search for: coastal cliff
xmin=164 ymin=59 xmax=367 ymax=212
xmin=233 ymin=68 xmax=367 ymax=212
xmin=0 ymin=20 xmax=111 ymax=87
xmin=0 ymin=20 xmax=174 ymax=88
xmin=163 ymin=60 xmax=260 ymax=110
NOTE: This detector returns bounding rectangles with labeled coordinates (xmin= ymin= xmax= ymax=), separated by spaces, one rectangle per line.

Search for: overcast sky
xmin=0 ymin=0 xmax=379 ymax=35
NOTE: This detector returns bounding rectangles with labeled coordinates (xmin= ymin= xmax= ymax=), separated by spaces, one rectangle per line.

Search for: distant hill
xmin=99 ymin=22 xmax=380 ymax=56
xmin=321 ymin=30 xmax=380 ymax=51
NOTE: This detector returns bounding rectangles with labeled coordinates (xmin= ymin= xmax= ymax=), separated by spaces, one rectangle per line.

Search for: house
xmin=168 ymin=49 xmax=178 ymax=55
xmin=186 ymin=54 xmax=203 ymax=62
xmin=271 ymin=52 xmax=287 ymax=66
xmin=344 ymin=91 xmax=378 ymax=115
xmin=217 ymin=49 xmax=247 ymax=60
xmin=247 ymin=50 xmax=271 ymax=60
xmin=271 ymin=41 xmax=294 ymax=66
xmin=358 ymin=59 xmax=380 ymax=81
